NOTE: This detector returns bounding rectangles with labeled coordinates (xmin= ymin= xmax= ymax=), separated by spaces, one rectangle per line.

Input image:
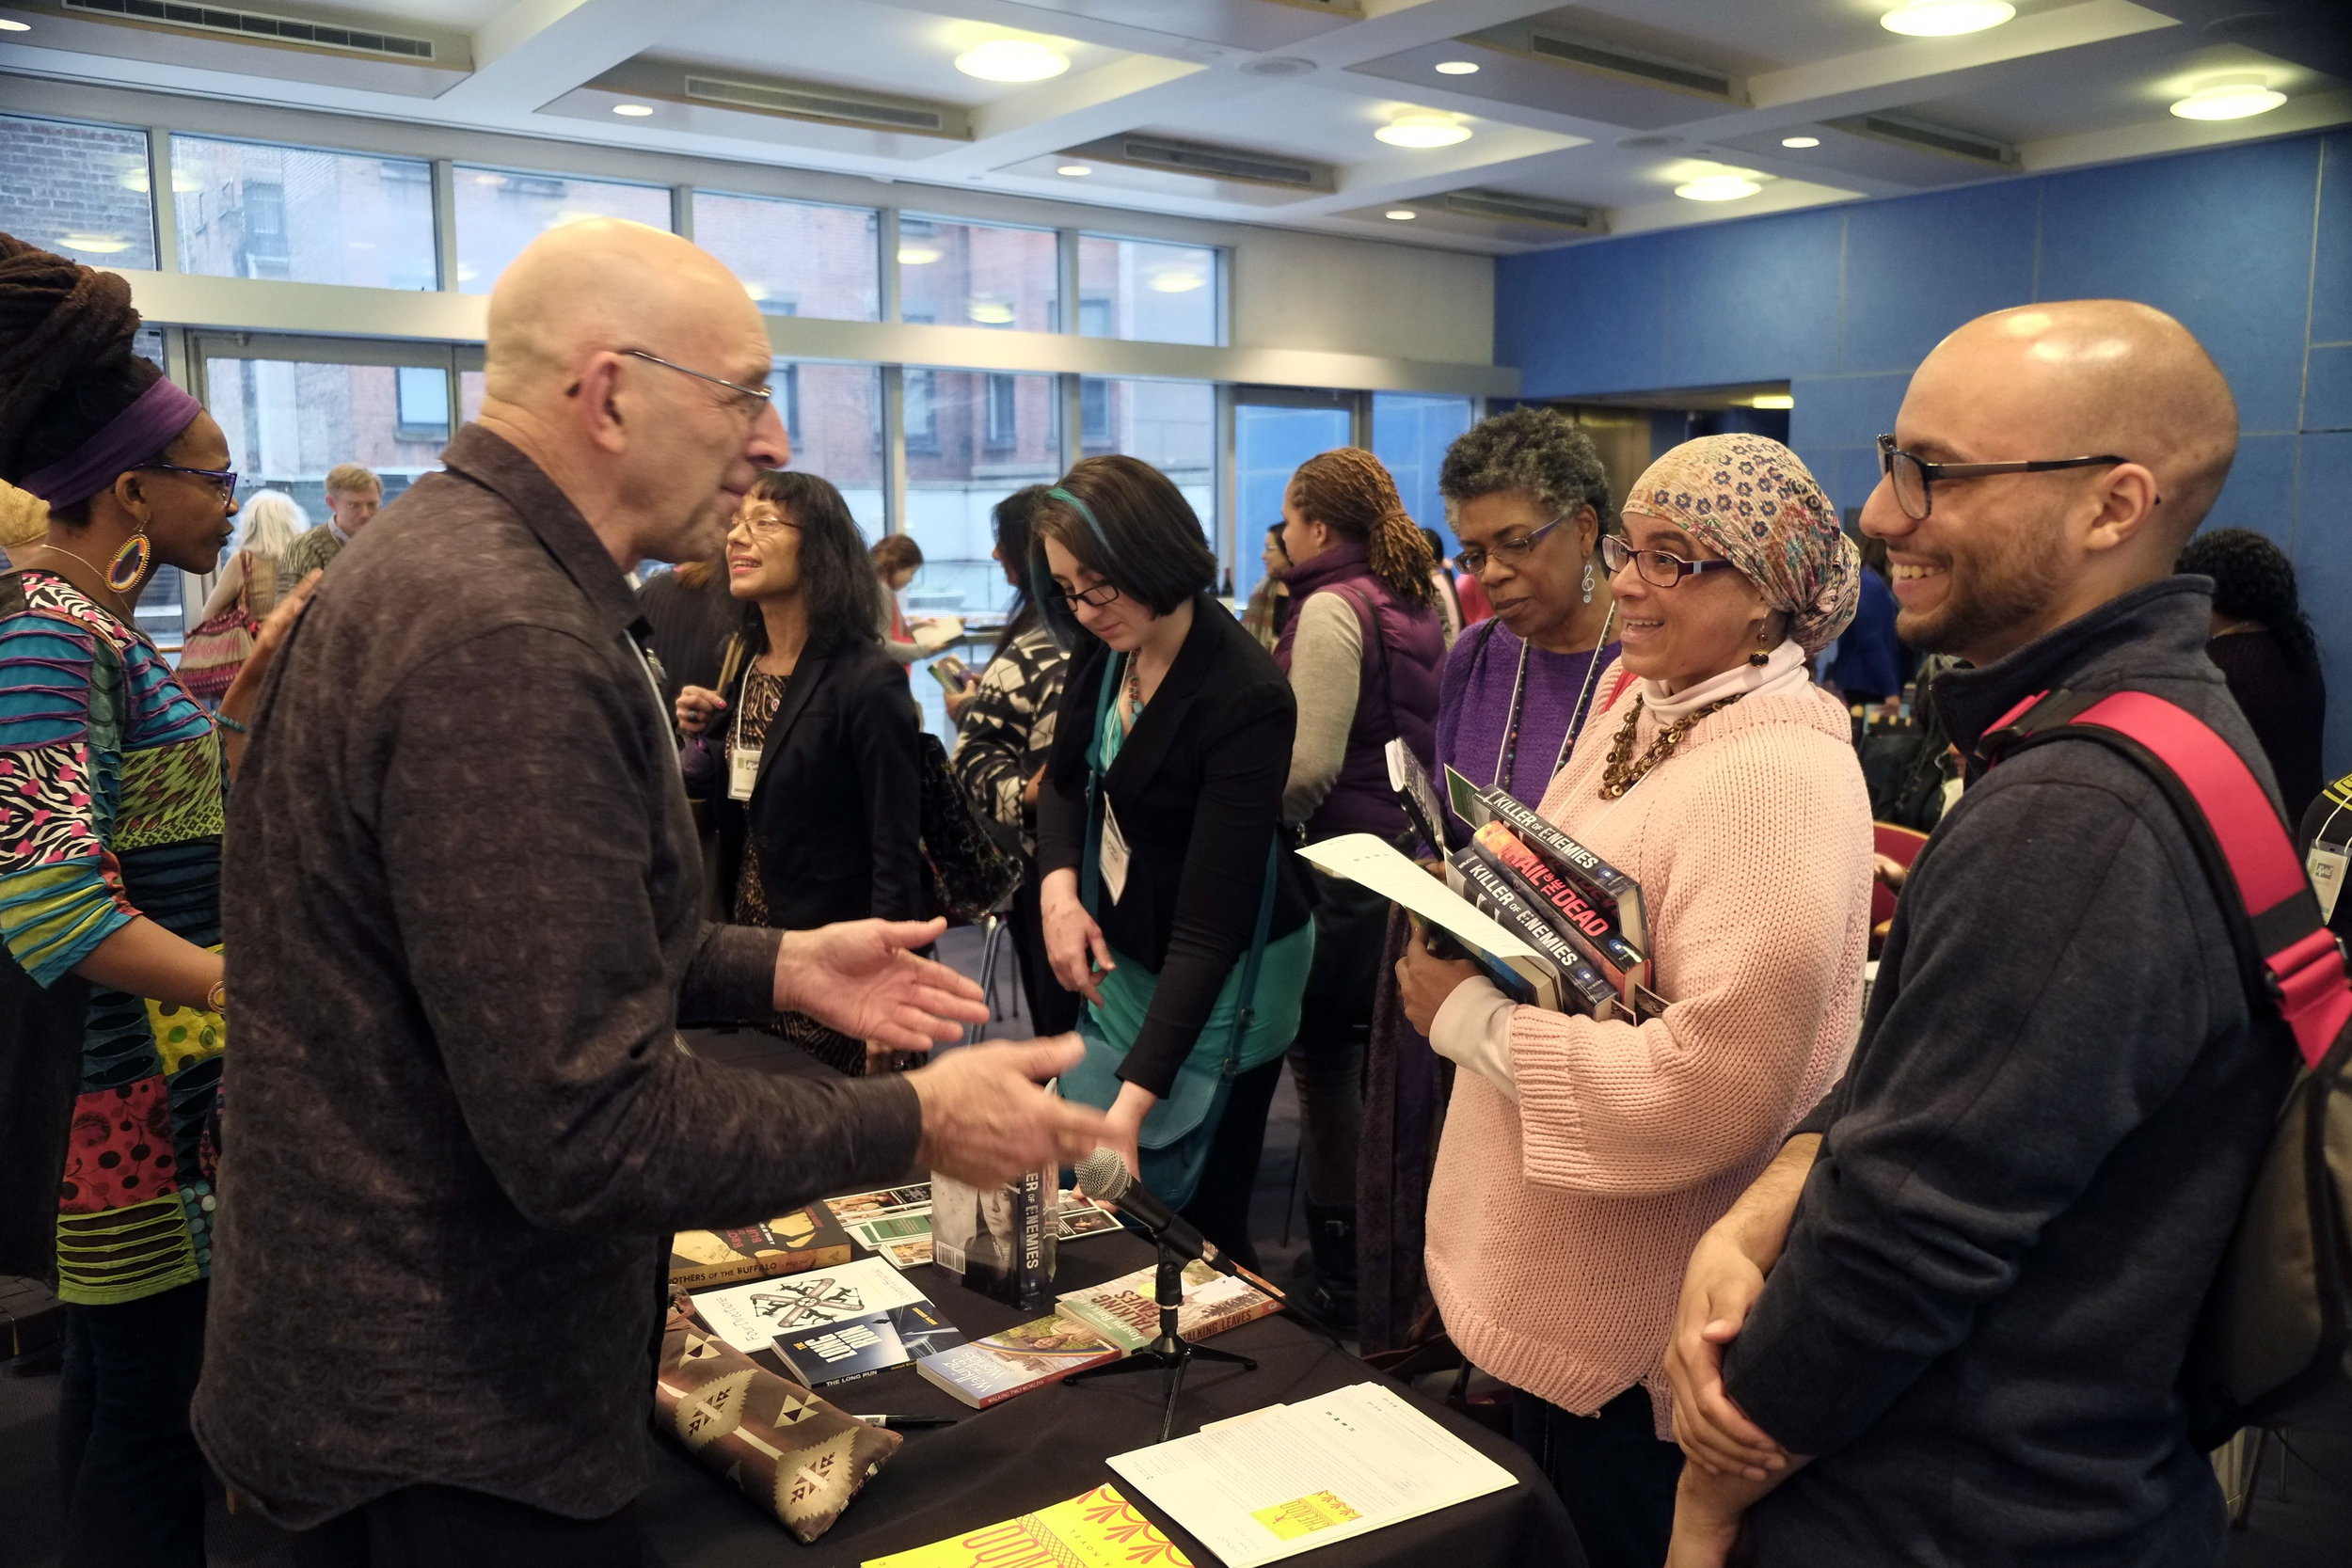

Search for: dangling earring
xmin=106 ymin=531 xmax=153 ymax=594
xmin=1748 ymin=620 xmax=1772 ymax=668
xmin=1581 ymin=560 xmax=1596 ymax=604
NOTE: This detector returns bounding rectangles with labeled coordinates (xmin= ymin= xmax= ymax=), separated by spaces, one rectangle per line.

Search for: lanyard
xmin=1491 ymin=603 xmax=1616 ymax=798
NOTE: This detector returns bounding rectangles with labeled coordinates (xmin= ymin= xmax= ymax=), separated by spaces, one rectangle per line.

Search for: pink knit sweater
xmin=1424 ymin=666 xmax=1872 ymax=1436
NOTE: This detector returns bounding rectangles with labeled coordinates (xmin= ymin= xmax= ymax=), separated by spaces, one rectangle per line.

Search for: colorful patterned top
xmin=0 ymin=569 xmax=226 ymax=1306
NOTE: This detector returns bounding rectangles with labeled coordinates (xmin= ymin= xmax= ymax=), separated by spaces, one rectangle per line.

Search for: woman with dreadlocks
xmin=0 ymin=232 xmax=314 ymax=1564
xmin=1269 ymin=447 xmax=1446 ymax=1331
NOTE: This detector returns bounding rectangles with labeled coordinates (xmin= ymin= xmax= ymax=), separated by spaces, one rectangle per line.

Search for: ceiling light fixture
xmin=1057 ymin=164 xmax=1092 ymax=176
xmin=1676 ymin=174 xmax=1762 ymax=201
xmin=57 ymin=233 xmax=131 ymax=254
xmin=1749 ymin=394 xmax=1795 ymax=410
xmin=119 ymin=169 xmax=200 ymax=195
xmin=2170 ymin=81 xmax=2286 ymax=120
xmin=612 ymin=103 xmax=655 ymax=117
xmin=955 ymin=40 xmax=1069 ymax=83
xmin=1376 ymin=112 xmax=1472 ymax=149
xmin=968 ymin=300 xmax=1016 ymax=324
xmin=1385 ymin=209 xmax=1418 ymax=220
xmin=1435 ymin=60 xmax=1479 ymax=75
xmin=1781 ymin=135 xmax=1821 ymax=149
xmin=898 ymin=244 xmax=941 ymax=265
xmin=1879 ymin=2 xmax=2014 ymax=37
xmin=1150 ymin=272 xmax=1206 ymax=293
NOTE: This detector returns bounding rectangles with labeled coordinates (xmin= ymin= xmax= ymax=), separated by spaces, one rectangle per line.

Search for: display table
xmin=640 ymin=1227 xmax=1583 ymax=1568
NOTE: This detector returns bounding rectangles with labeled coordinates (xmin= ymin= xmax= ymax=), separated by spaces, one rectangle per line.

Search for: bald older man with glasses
xmin=193 ymin=219 xmax=1104 ymax=1562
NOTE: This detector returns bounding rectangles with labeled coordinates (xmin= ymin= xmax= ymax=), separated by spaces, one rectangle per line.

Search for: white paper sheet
xmin=1108 ymin=1382 xmax=1518 ymax=1567
xmin=1297 ymin=834 xmax=1535 ymax=963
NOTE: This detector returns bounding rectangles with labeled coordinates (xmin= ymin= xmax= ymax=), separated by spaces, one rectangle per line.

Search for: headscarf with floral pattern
xmin=1625 ymin=434 xmax=1860 ymax=654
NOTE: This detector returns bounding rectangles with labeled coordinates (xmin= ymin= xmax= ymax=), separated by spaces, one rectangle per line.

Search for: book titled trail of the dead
xmin=1470 ymin=820 xmax=1653 ymax=1011
xmin=1448 ymin=848 xmax=1621 ymax=1020
xmin=1443 ymin=765 xmax=1648 ymax=949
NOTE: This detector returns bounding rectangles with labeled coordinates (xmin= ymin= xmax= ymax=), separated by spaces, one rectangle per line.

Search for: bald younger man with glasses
xmin=1661 ymin=301 xmax=2295 ymax=1568
xmin=194 ymin=219 xmax=1104 ymax=1561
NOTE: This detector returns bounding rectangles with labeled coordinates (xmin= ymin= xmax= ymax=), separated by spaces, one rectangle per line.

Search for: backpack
xmin=1983 ymin=687 xmax=2352 ymax=1448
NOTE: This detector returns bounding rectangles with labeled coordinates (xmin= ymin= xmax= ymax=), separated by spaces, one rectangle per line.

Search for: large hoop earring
xmin=1581 ymin=560 xmax=1596 ymax=604
xmin=106 ymin=531 xmax=154 ymax=594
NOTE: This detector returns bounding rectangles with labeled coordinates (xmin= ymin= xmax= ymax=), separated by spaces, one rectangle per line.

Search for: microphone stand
xmin=1063 ymin=1235 xmax=1259 ymax=1444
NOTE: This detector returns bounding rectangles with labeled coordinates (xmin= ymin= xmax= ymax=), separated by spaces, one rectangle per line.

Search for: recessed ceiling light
xmin=1750 ymin=394 xmax=1795 ymax=410
xmin=1676 ymin=175 xmax=1762 ymax=201
xmin=968 ymin=300 xmax=1016 ymax=324
xmin=0 ymin=18 xmax=30 ymax=30
xmin=2171 ymin=82 xmax=2286 ymax=120
xmin=1435 ymin=60 xmax=1479 ymax=75
xmin=57 ymin=233 xmax=132 ymax=254
xmin=955 ymin=40 xmax=1069 ymax=83
xmin=1880 ymin=2 xmax=2014 ymax=37
xmin=1781 ymin=135 xmax=1821 ymax=149
xmin=471 ymin=173 xmax=505 ymax=186
xmin=118 ymin=169 xmax=199 ymax=195
xmin=1057 ymin=164 xmax=1091 ymax=177
xmin=898 ymin=245 xmax=941 ymax=265
xmin=1376 ymin=112 xmax=1472 ymax=149
xmin=1385 ymin=209 xmax=1418 ymax=220
xmin=612 ymin=103 xmax=655 ymax=117
xmin=1151 ymin=271 xmax=1206 ymax=293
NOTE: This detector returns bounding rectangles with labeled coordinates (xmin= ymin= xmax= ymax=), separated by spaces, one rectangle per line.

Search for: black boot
xmin=1302 ymin=1202 xmax=1359 ymax=1337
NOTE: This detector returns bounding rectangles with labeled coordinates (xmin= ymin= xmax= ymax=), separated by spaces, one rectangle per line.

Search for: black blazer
xmin=1036 ymin=594 xmax=1312 ymax=1099
xmin=715 ymin=635 xmax=928 ymax=931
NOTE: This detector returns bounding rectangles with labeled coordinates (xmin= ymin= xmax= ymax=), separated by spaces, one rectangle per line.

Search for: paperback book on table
xmin=774 ymin=1299 xmax=966 ymax=1388
xmin=666 ymin=1204 xmax=856 ymax=1292
xmin=864 ymin=1481 xmax=1195 ymax=1568
xmin=915 ymin=1315 xmax=1123 ymax=1407
xmin=1055 ymin=1259 xmax=1278 ymax=1354
xmin=933 ymin=1165 xmax=1057 ymax=1311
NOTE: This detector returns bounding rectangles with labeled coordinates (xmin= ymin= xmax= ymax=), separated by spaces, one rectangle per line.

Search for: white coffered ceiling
xmin=2 ymin=0 xmax=2344 ymax=254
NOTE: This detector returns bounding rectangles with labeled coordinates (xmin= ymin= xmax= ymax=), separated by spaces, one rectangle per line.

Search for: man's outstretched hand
xmin=910 ymin=1035 xmax=1107 ymax=1187
xmin=773 ymin=919 xmax=989 ymax=1052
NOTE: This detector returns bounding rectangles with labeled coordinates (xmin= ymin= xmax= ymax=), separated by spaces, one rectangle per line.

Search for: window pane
xmin=1373 ymin=392 xmax=1475 ymax=556
xmin=204 ymin=356 xmax=441 ymax=518
xmin=1234 ymin=403 xmax=1351 ymax=599
xmin=903 ymin=370 xmax=1058 ymax=619
xmin=454 ymin=167 xmax=670 ymax=294
xmin=1076 ymin=235 xmax=1217 ymax=346
xmin=898 ymin=216 xmax=1057 ymax=330
xmin=0 ymin=115 xmax=157 ymax=269
xmin=172 ymin=136 xmax=437 ymax=288
xmin=692 ymin=191 xmax=879 ymax=323
xmin=776 ymin=360 xmax=885 ymax=539
xmin=1080 ymin=378 xmax=1216 ymax=555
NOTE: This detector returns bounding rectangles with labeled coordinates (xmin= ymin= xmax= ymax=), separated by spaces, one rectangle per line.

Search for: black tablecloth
xmin=642 ymin=1227 xmax=1582 ymax=1568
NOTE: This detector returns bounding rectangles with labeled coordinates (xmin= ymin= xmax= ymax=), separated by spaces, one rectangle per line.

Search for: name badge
xmin=729 ymin=743 xmax=761 ymax=801
xmin=2310 ymin=839 xmax=2348 ymax=926
xmin=1100 ymin=800 xmax=1133 ymax=905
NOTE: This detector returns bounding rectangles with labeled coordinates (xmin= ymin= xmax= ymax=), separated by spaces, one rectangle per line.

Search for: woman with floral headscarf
xmin=1392 ymin=435 xmax=1874 ymax=1568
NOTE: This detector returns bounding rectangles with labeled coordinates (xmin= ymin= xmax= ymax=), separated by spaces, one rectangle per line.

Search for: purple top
xmin=1434 ymin=618 xmax=1621 ymax=843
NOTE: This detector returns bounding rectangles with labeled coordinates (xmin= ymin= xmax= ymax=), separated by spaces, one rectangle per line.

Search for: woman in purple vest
xmin=1272 ymin=447 xmax=1446 ymax=1330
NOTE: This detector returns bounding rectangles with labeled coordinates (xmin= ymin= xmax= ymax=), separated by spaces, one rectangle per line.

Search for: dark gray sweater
xmin=192 ymin=428 xmax=923 ymax=1528
xmin=1724 ymin=578 xmax=2296 ymax=1566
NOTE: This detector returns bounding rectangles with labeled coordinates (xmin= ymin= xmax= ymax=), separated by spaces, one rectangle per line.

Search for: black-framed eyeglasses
xmin=1876 ymin=434 xmax=2132 ymax=521
xmin=623 ymin=349 xmax=773 ymax=415
xmin=136 ymin=463 xmax=239 ymax=501
xmin=1056 ymin=580 xmax=1121 ymax=609
xmin=1600 ymin=533 xmax=1743 ymax=589
xmin=1454 ymin=514 xmax=1566 ymax=576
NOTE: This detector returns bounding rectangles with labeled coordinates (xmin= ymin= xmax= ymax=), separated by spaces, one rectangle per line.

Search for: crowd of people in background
xmin=0 ymin=214 xmax=2343 ymax=1568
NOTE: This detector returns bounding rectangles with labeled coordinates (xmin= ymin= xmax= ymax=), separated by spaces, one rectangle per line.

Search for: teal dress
xmin=1059 ymin=656 xmax=1313 ymax=1206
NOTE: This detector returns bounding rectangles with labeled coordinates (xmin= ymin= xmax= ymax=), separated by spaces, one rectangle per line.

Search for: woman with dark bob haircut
xmin=1033 ymin=454 xmax=1315 ymax=1265
xmin=675 ymin=469 xmax=927 ymax=1076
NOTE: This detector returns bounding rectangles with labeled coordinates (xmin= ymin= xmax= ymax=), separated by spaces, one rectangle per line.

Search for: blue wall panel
xmin=1495 ymin=127 xmax=2349 ymax=778
xmin=1841 ymin=182 xmax=2039 ymax=373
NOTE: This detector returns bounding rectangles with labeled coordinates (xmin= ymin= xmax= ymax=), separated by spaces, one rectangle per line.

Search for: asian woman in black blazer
xmin=1034 ymin=455 xmax=1315 ymax=1266
xmin=676 ymin=469 xmax=927 ymax=1075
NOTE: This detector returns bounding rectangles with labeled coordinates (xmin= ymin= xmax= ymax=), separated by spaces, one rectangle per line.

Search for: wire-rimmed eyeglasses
xmin=623 ymin=349 xmax=773 ymax=414
xmin=1454 ymin=514 xmax=1566 ymax=576
xmin=1876 ymin=433 xmax=2133 ymax=521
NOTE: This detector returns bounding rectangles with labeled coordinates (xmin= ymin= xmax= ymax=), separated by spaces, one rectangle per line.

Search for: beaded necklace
xmin=1598 ymin=693 xmax=1739 ymax=799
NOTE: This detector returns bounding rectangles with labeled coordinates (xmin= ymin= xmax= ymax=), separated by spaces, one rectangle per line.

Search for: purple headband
xmin=19 ymin=375 xmax=206 ymax=509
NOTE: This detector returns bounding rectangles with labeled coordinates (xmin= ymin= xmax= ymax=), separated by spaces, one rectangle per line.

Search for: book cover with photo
xmin=916 ymin=1315 xmax=1123 ymax=1407
xmin=666 ymin=1204 xmax=855 ymax=1292
xmin=774 ymin=1299 xmax=966 ymax=1387
xmin=823 ymin=1183 xmax=931 ymax=1227
xmin=1055 ymin=1259 xmax=1278 ymax=1354
xmin=934 ymin=1165 xmax=1057 ymax=1311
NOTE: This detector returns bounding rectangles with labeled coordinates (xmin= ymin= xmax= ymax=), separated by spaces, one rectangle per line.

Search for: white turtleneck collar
xmin=1641 ymin=639 xmax=1810 ymax=723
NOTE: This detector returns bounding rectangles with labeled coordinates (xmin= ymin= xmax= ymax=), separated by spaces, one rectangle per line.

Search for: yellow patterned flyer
xmin=1107 ymin=1382 xmax=1515 ymax=1567
xmin=863 ymin=1481 xmax=1193 ymax=1567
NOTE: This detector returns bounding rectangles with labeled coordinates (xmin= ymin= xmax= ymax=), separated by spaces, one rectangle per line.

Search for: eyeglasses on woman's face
xmin=1454 ymin=514 xmax=1565 ymax=576
xmin=1600 ymin=532 xmax=1743 ymax=589
xmin=1875 ymin=433 xmax=2134 ymax=522
xmin=729 ymin=503 xmax=799 ymax=538
xmin=1057 ymin=578 xmax=1121 ymax=610
xmin=137 ymin=463 xmax=239 ymax=505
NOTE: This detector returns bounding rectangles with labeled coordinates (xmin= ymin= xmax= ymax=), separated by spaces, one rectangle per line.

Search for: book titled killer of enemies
xmin=1442 ymin=766 xmax=1648 ymax=950
xmin=1470 ymin=821 xmax=1649 ymax=1008
xmin=1446 ymin=848 xmax=1622 ymax=1020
